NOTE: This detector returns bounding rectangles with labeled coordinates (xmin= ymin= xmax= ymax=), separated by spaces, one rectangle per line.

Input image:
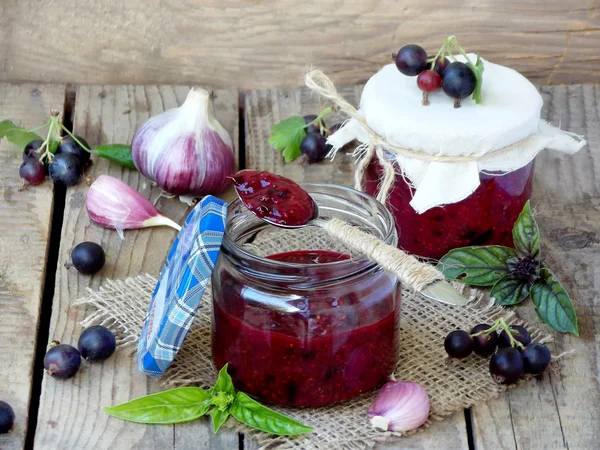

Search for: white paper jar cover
xmin=328 ymin=55 xmax=586 ymax=213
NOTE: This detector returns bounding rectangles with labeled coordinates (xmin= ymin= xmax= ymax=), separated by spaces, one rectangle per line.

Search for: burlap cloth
xmin=75 ymin=227 xmax=551 ymax=450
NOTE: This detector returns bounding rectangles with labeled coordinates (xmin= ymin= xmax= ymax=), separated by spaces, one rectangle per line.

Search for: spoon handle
xmin=319 ymin=217 xmax=443 ymax=292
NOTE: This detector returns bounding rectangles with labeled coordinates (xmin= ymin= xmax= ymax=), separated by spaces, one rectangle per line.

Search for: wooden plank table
xmin=0 ymin=82 xmax=597 ymax=450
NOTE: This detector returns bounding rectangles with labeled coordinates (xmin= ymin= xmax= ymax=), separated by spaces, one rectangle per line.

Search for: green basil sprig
xmin=104 ymin=364 xmax=313 ymax=436
xmin=439 ymin=200 xmax=579 ymax=335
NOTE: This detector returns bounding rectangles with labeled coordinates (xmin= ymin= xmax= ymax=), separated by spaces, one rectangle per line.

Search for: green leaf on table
xmin=490 ymin=275 xmax=531 ymax=306
xmin=0 ymin=120 xmax=42 ymax=150
xmin=94 ymin=144 xmax=137 ymax=170
xmin=230 ymin=392 xmax=313 ymax=436
xmin=471 ymin=55 xmax=485 ymax=104
xmin=210 ymin=407 xmax=230 ymax=433
xmin=210 ymin=364 xmax=235 ymax=396
xmin=512 ymin=200 xmax=540 ymax=259
xmin=103 ymin=387 xmax=211 ymax=424
xmin=531 ymin=268 xmax=579 ymax=335
xmin=268 ymin=116 xmax=307 ymax=163
xmin=438 ymin=246 xmax=516 ymax=286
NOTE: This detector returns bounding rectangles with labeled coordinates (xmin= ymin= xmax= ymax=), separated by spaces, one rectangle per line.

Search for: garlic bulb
xmin=131 ymin=88 xmax=235 ymax=197
xmin=367 ymin=381 xmax=430 ymax=432
xmin=86 ymin=175 xmax=181 ymax=235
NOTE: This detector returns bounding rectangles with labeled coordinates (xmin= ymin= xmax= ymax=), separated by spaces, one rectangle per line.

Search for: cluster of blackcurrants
xmin=19 ymin=135 xmax=90 ymax=188
xmin=44 ymin=325 xmax=117 ymax=380
xmin=299 ymin=115 xmax=341 ymax=164
xmin=445 ymin=323 xmax=551 ymax=384
xmin=394 ymin=44 xmax=476 ymax=108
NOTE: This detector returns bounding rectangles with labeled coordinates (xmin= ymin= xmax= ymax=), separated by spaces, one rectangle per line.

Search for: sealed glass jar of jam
xmin=324 ymin=55 xmax=585 ymax=260
xmin=211 ymin=184 xmax=400 ymax=407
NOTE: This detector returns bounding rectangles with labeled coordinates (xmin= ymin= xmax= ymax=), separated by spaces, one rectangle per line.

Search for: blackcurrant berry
xmin=522 ymin=343 xmax=551 ymax=375
xmin=470 ymin=323 xmax=498 ymax=357
xmin=78 ymin=325 xmax=117 ymax=362
xmin=49 ymin=153 xmax=82 ymax=186
xmin=430 ymin=56 xmax=449 ymax=75
xmin=23 ymin=139 xmax=45 ymax=161
xmin=56 ymin=135 xmax=91 ymax=166
xmin=19 ymin=159 xmax=46 ymax=186
xmin=417 ymin=70 xmax=442 ymax=105
xmin=44 ymin=344 xmax=81 ymax=379
xmin=300 ymin=133 xmax=330 ymax=164
xmin=394 ymin=44 xmax=428 ymax=76
xmin=490 ymin=347 xmax=524 ymax=384
xmin=71 ymin=242 xmax=106 ymax=275
xmin=444 ymin=330 xmax=474 ymax=359
xmin=441 ymin=62 xmax=476 ymax=107
xmin=498 ymin=325 xmax=531 ymax=349
xmin=304 ymin=115 xmax=326 ymax=135
xmin=0 ymin=401 xmax=15 ymax=434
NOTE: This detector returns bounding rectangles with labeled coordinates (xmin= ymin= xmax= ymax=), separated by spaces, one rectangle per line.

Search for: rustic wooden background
xmin=0 ymin=0 xmax=599 ymax=88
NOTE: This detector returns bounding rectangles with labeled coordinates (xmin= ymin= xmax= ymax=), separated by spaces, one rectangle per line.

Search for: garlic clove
xmin=86 ymin=175 xmax=181 ymax=233
xmin=367 ymin=381 xmax=430 ymax=433
xmin=131 ymin=88 xmax=235 ymax=197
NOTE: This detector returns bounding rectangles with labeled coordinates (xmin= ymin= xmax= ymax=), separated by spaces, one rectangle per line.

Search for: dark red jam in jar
xmin=365 ymin=157 xmax=534 ymax=259
xmin=212 ymin=184 xmax=400 ymax=407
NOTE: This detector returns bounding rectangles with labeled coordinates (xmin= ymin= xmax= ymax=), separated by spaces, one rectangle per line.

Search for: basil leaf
xmin=210 ymin=364 xmax=235 ymax=396
xmin=512 ymin=200 xmax=540 ymax=259
xmin=531 ymin=269 xmax=579 ymax=335
xmin=438 ymin=246 xmax=516 ymax=286
xmin=94 ymin=144 xmax=137 ymax=170
xmin=471 ymin=55 xmax=485 ymax=104
xmin=268 ymin=116 xmax=307 ymax=163
xmin=0 ymin=120 xmax=43 ymax=150
xmin=490 ymin=275 xmax=531 ymax=306
xmin=230 ymin=392 xmax=313 ymax=436
xmin=103 ymin=387 xmax=211 ymax=424
xmin=210 ymin=407 xmax=230 ymax=433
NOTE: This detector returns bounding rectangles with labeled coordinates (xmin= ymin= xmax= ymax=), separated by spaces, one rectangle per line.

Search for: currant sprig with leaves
xmin=268 ymin=106 xmax=335 ymax=162
xmin=438 ymin=201 xmax=579 ymax=335
xmin=104 ymin=364 xmax=313 ymax=436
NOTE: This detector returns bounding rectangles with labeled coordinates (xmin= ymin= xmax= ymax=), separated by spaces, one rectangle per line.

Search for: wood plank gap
xmin=24 ymin=86 xmax=75 ymax=449
xmin=238 ymin=433 xmax=244 ymax=450
xmin=464 ymin=408 xmax=476 ymax=450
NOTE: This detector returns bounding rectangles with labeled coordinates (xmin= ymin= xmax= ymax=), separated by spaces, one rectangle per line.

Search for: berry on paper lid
xmin=137 ymin=195 xmax=227 ymax=377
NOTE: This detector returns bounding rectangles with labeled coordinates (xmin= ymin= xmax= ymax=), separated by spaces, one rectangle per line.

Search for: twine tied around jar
xmin=304 ymin=69 xmax=583 ymax=207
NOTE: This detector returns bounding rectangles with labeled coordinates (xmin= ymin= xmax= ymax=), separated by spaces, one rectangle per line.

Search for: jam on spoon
xmin=232 ymin=170 xmax=317 ymax=226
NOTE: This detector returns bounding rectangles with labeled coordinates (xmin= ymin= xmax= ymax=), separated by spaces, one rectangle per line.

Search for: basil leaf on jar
xmin=230 ymin=392 xmax=313 ymax=436
xmin=438 ymin=246 xmax=516 ymax=286
xmin=103 ymin=387 xmax=211 ymax=424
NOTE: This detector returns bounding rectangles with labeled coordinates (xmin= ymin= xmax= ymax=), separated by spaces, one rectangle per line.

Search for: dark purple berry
xmin=78 ymin=325 xmax=116 ymax=361
xmin=44 ymin=344 xmax=81 ymax=379
xmin=23 ymin=139 xmax=45 ymax=161
xmin=470 ymin=323 xmax=498 ymax=357
xmin=0 ymin=401 xmax=15 ymax=434
xmin=56 ymin=135 xmax=91 ymax=166
xmin=303 ymin=115 xmax=326 ymax=135
xmin=49 ymin=153 xmax=82 ymax=186
xmin=441 ymin=62 xmax=476 ymax=105
xmin=444 ymin=330 xmax=474 ymax=359
xmin=498 ymin=325 xmax=531 ymax=348
xmin=300 ymin=133 xmax=330 ymax=164
xmin=71 ymin=242 xmax=106 ymax=275
xmin=522 ymin=343 xmax=551 ymax=375
xmin=394 ymin=44 xmax=428 ymax=76
xmin=19 ymin=159 xmax=46 ymax=185
xmin=490 ymin=347 xmax=524 ymax=384
xmin=430 ymin=56 xmax=449 ymax=75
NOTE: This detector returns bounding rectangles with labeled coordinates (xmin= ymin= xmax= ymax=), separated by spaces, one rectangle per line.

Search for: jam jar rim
xmin=222 ymin=182 xmax=397 ymax=275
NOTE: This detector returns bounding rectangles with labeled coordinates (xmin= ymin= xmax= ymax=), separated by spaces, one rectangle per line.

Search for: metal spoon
xmin=238 ymin=197 xmax=469 ymax=307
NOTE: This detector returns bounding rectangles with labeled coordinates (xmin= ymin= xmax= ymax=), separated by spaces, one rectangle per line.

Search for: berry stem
xmin=498 ymin=319 xmax=525 ymax=350
xmin=58 ymin=122 xmax=92 ymax=152
xmin=422 ymin=91 xmax=430 ymax=106
xmin=38 ymin=115 xmax=61 ymax=164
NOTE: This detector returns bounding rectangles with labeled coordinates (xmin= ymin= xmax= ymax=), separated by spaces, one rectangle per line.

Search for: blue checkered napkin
xmin=137 ymin=195 xmax=228 ymax=377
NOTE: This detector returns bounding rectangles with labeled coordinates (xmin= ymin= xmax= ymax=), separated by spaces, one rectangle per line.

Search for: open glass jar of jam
xmin=365 ymin=158 xmax=534 ymax=259
xmin=211 ymin=184 xmax=401 ymax=407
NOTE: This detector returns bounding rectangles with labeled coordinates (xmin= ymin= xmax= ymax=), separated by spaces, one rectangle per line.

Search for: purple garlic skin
xmin=132 ymin=88 xmax=235 ymax=197
xmin=367 ymin=381 xmax=430 ymax=433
